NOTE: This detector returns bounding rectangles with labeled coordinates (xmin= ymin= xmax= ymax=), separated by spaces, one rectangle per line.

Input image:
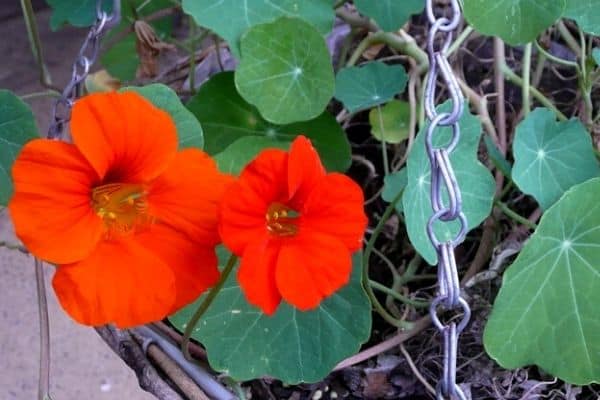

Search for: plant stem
xmin=557 ymin=20 xmax=582 ymax=56
xmin=21 ymin=90 xmax=61 ymax=100
xmin=493 ymin=38 xmax=507 ymax=155
xmin=501 ymin=63 xmax=568 ymax=121
xmin=521 ymin=43 xmax=533 ymax=117
xmin=368 ymin=280 xmax=429 ymax=308
xmin=376 ymin=104 xmax=390 ymax=176
xmin=363 ymin=191 xmax=413 ymax=329
xmin=533 ymin=40 xmax=579 ymax=69
xmin=333 ymin=0 xmax=346 ymax=8
xmin=20 ymin=0 xmax=54 ymax=89
xmin=346 ymin=30 xmax=428 ymax=67
xmin=34 ymin=259 xmax=52 ymax=400
xmin=495 ymin=200 xmax=538 ymax=230
xmin=181 ymin=254 xmax=238 ymax=360
xmin=447 ymin=26 xmax=474 ymax=56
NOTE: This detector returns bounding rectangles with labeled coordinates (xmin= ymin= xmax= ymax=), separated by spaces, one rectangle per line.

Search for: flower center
xmin=266 ymin=203 xmax=299 ymax=237
xmin=91 ymin=183 xmax=153 ymax=235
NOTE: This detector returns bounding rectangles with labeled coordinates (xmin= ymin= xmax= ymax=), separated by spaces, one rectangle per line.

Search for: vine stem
xmin=363 ymin=191 xmax=412 ymax=329
xmin=34 ymin=259 xmax=52 ymax=400
xmin=521 ymin=43 xmax=532 ymax=117
xmin=20 ymin=0 xmax=55 ymax=89
xmin=376 ymin=104 xmax=390 ymax=176
xmin=181 ymin=254 xmax=238 ymax=360
xmin=501 ymin=63 xmax=568 ymax=121
xmin=495 ymin=200 xmax=538 ymax=230
xmin=493 ymin=38 xmax=507 ymax=155
xmin=368 ymin=280 xmax=429 ymax=308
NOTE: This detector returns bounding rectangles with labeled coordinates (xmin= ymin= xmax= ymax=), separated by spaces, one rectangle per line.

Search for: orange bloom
xmin=218 ymin=136 xmax=367 ymax=315
xmin=9 ymin=91 xmax=230 ymax=328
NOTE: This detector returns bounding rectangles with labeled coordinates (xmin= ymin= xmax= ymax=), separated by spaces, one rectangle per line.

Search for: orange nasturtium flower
xmin=9 ymin=91 xmax=230 ymax=328
xmin=218 ymin=136 xmax=368 ymax=315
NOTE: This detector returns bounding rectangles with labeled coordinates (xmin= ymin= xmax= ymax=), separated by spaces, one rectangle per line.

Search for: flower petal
xmin=70 ymin=91 xmax=177 ymax=183
xmin=219 ymin=149 xmax=287 ymax=254
xmin=52 ymin=238 xmax=176 ymax=328
xmin=275 ymin=231 xmax=352 ymax=311
xmin=238 ymin=236 xmax=282 ymax=315
xmin=148 ymin=149 xmax=233 ymax=244
xmin=135 ymin=223 xmax=220 ymax=313
xmin=287 ymin=135 xmax=325 ymax=207
xmin=8 ymin=139 xmax=103 ymax=264
xmin=301 ymin=173 xmax=367 ymax=251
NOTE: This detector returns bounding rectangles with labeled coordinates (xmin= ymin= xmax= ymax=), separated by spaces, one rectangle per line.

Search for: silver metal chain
xmin=424 ymin=0 xmax=471 ymax=399
xmin=48 ymin=0 xmax=121 ymax=139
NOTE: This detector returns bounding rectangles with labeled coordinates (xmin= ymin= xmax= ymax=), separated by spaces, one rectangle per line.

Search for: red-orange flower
xmin=218 ymin=136 xmax=367 ymax=315
xmin=9 ymin=91 xmax=231 ymax=328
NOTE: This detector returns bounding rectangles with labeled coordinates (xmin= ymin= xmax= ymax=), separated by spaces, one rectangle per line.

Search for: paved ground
xmin=0 ymin=6 xmax=153 ymax=400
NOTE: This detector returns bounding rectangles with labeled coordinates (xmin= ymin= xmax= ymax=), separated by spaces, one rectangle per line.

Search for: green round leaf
xmin=369 ymin=100 xmax=410 ymax=143
xmin=169 ymin=254 xmax=371 ymax=383
xmin=354 ymin=0 xmax=424 ymax=32
xmin=182 ymin=0 xmax=334 ymax=59
xmin=463 ymin=0 xmax=566 ymax=45
xmin=402 ymin=101 xmax=496 ymax=265
xmin=235 ymin=17 xmax=335 ymax=124
xmin=512 ymin=108 xmax=599 ymax=210
xmin=0 ymin=90 xmax=38 ymax=205
xmin=123 ymin=84 xmax=204 ymax=150
xmin=334 ymin=62 xmax=408 ymax=113
xmin=484 ymin=177 xmax=600 ymax=385
xmin=215 ymin=137 xmax=289 ymax=174
xmin=101 ymin=35 xmax=139 ymax=82
xmin=188 ymin=72 xmax=350 ymax=171
xmin=592 ymin=48 xmax=600 ymax=67
xmin=47 ymin=0 xmax=112 ymax=30
xmin=564 ymin=0 xmax=600 ymax=35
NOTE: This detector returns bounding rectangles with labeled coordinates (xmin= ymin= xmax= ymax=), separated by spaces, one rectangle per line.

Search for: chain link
xmin=424 ymin=0 xmax=471 ymax=399
xmin=48 ymin=0 xmax=121 ymax=139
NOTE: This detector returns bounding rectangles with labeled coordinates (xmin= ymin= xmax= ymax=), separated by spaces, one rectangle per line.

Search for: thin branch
xmin=20 ymin=0 xmax=56 ymax=90
xmin=34 ymin=259 xmax=51 ymax=400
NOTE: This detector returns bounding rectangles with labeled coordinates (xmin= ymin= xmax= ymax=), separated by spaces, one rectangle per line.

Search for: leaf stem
xmin=495 ymin=200 xmax=537 ymax=230
xmin=181 ymin=254 xmax=238 ymax=360
xmin=363 ymin=191 xmax=413 ymax=329
xmin=501 ymin=63 xmax=568 ymax=121
xmin=19 ymin=0 xmax=55 ymax=89
xmin=533 ymin=40 xmax=579 ymax=70
xmin=34 ymin=259 xmax=52 ymax=400
xmin=376 ymin=104 xmax=390 ymax=176
xmin=556 ymin=20 xmax=582 ymax=56
xmin=20 ymin=90 xmax=61 ymax=100
xmin=368 ymin=280 xmax=429 ymax=308
xmin=521 ymin=43 xmax=532 ymax=117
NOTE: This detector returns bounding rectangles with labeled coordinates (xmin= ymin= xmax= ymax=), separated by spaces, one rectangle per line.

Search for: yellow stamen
xmin=91 ymin=183 xmax=152 ymax=235
xmin=266 ymin=203 xmax=299 ymax=237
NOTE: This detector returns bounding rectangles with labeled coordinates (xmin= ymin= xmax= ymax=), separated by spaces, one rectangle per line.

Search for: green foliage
xmin=47 ymin=0 xmax=112 ymax=30
xmin=182 ymin=0 xmax=334 ymax=59
xmin=563 ymin=0 xmax=600 ymax=35
xmin=368 ymin=100 xmax=410 ymax=143
xmin=215 ymin=137 xmax=289 ymax=174
xmin=484 ymin=177 xmax=600 ymax=385
xmin=235 ymin=17 xmax=334 ymax=124
xmin=512 ymin=108 xmax=599 ymax=210
xmin=101 ymin=36 xmax=139 ymax=82
xmin=169 ymin=254 xmax=371 ymax=383
xmin=334 ymin=62 xmax=408 ymax=113
xmin=463 ymin=0 xmax=566 ymax=45
xmin=402 ymin=102 xmax=496 ymax=265
xmin=123 ymin=84 xmax=204 ymax=150
xmin=353 ymin=0 xmax=424 ymax=32
xmin=0 ymin=90 xmax=38 ymax=206
xmin=188 ymin=72 xmax=350 ymax=172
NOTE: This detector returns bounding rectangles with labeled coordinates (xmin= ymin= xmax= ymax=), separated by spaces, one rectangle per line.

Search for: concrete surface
xmin=0 ymin=7 xmax=154 ymax=400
